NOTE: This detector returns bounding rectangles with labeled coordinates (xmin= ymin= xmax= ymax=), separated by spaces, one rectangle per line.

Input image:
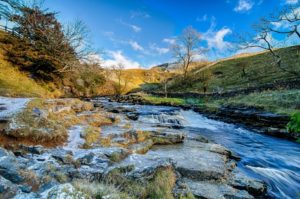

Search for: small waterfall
xmin=139 ymin=111 xmax=185 ymax=126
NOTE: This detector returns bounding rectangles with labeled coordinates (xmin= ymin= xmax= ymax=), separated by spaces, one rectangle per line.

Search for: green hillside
xmin=167 ymin=45 xmax=300 ymax=93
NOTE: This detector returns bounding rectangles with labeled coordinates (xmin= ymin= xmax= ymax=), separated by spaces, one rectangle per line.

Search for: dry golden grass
xmin=81 ymin=126 xmax=101 ymax=148
xmin=0 ymin=59 xmax=57 ymax=98
xmin=19 ymin=169 xmax=40 ymax=192
xmin=104 ymin=166 xmax=177 ymax=199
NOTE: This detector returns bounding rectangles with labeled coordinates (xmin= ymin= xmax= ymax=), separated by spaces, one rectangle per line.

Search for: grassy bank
xmin=214 ymin=89 xmax=300 ymax=115
xmin=143 ymin=89 xmax=300 ymax=115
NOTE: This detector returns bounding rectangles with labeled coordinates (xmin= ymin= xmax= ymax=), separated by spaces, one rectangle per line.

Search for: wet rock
xmin=148 ymin=141 xmax=227 ymax=181
xmin=76 ymin=152 xmax=94 ymax=165
xmin=129 ymin=139 xmax=154 ymax=154
xmin=51 ymin=149 xmax=74 ymax=165
xmin=19 ymin=145 xmax=45 ymax=155
xmin=107 ymin=106 xmax=136 ymax=114
xmin=117 ymin=154 xmax=174 ymax=181
xmin=175 ymin=152 xmax=226 ymax=181
xmin=68 ymin=164 xmax=107 ymax=182
xmin=151 ymin=130 xmax=186 ymax=145
xmin=0 ymin=176 xmax=19 ymax=198
xmin=28 ymin=145 xmax=45 ymax=155
xmin=188 ymin=134 xmax=209 ymax=143
xmin=126 ymin=112 xmax=139 ymax=121
xmin=105 ymin=148 xmax=129 ymax=162
xmin=0 ymin=151 xmax=23 ymax=183
xmin=19 ymin=185 xmax=32 ymax=193
xmin=40 ymin=183 xmax=87 ymax=199
xmin=12 ymin=192 xmax=38 ymax=199
xmin=185 ymin=179 xmax=254 ymax=199
xmin=228 ymin=171 xmax=267 ymax=197
xmin=0 ymin=147 xmax=12 ymax=157
xmin=207 ymin=144 xmax=231 ymax=157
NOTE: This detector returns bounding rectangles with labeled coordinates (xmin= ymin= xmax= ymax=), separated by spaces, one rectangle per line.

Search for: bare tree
xmin=237 ymin=61 xmax=249 ymax=77
xmin=240 ymin=4 xmax=300 ymax=77
xmin=63 ymin=20 xmax=97 ymax=67
xmin=112 ymin=63 xmax=126 ymax=95
xmin=162 ymin=69 xmax=172 ymax=98
xmin=172 ymin=26 xmax=203 ymax=79
xmin=261 ymin=3 xmax=300 ymax=39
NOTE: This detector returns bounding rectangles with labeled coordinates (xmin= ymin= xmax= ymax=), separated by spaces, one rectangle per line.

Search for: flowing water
xmin=99 ymin=99 xmax=300 ymax=199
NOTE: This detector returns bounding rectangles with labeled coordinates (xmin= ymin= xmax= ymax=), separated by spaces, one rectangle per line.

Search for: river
xmin=100 ymin=99 xmax=300 ymax=199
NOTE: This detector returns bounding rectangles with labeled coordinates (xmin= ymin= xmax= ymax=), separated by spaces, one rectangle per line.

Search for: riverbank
xmin=109 ymin=94 xmax=300 ymax=141
xmin=0 ymin=96 xmax=270 ymax=198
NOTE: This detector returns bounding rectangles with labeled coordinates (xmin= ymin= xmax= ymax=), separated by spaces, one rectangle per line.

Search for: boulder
xmin=0 ymin=176 xmax=19 ymax=198
xmin=19 ymin=145 xmax=45 ymax=155
xmin=126 ymin=112 xmax=139 ymax=121
xmin=151 ymin=130 xmax=186 ymax=145
xmin=129 ymin=139 xmax=154 ymax=154
xmin=147 ymin=140 xmax=227 ymax=181
xmin=76 ymin=152 xmax=94 ymax=165
xmin=185 ymin=179 xmax=254 ymax=199
xmin=0 ymin=150 xmax=23 ymax=183
xmin=51 ymin=149 xmax=74 ymax=165
xmin=116 ymin=154 xmax=174 ymax=181
xmin=228 ymin=172 xmax=267 ymax=197
xmin=207 ymin=144 xmax=231 ymax=157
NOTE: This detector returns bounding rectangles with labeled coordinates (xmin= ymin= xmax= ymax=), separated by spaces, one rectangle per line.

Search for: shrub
xmin=287 ymin=112 xmax=300 ymax=133
xmin=73 ymin=180 xmax=131 ymax=199
xmin=148 ymin=167 xmax=176 ymax=199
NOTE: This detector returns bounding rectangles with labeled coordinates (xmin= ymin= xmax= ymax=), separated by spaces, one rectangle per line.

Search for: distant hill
xmin=152 ymin=61 xmax=210 ymax=73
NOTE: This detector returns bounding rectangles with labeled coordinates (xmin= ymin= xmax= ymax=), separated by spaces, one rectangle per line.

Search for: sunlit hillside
xmin=166 ymin=45 xmax=300 ymax=93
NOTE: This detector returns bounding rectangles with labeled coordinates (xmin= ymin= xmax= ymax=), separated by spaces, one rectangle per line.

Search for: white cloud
xmin=150 ymin=43 xmax=169 ymax=54
xmin=129 ymin=24 xmax=141 ymax=32
xmin=130 ymin=10 xmax=151 ymax=19
xmin=103 ymin=51 xmax=140 ymax=69
xmin=129 ymin=40 xmax=144 ymax=51
xmin=196 ymin=14 xmax=208 ymax=22
xmin=270 ymin=7 xmax=300 ymax=29
xmin=286 ymin=0 xmax=298 ymax=4
xmin=193 ymin=53 xmax=207 ymax=61
xmin=234 ymin=0 xmax=254 ymax=12
xmin=203 ymin=28 xmax=233 ymax=50
xmin=163 ymin=38 xmax=176 ymax=45
xmin=119 ymin=19 xmax=142 ymax=32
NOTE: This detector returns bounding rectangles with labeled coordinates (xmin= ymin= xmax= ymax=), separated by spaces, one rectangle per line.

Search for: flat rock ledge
xmin=0 ymin=98 xmax=268 ymax=199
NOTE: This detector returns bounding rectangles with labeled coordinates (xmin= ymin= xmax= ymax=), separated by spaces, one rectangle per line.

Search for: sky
xmin=42 ymin=0 xmax=299 ymax=68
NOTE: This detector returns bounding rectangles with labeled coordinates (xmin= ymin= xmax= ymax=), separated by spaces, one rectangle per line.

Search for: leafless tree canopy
xmin=261 ymin=3 xmax=300 ymax=39
xmin=112 ymin=63 xmax=126 ymax=95
xmin=64 ymin=20 xmax=97 ymax=65
xmin=240 ymin=3 xmax=300 ymax=77
xmin=172 ymin=26 xmax=203 ymax=79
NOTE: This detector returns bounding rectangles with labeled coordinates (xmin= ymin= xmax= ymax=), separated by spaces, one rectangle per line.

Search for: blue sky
xmin=44 ymin=0 xmax=299 ymax=68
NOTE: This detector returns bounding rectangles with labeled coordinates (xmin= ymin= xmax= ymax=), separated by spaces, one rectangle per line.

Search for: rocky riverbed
xmin=110 ymin=94 xmax=299 ymax=141
xmin=0 ymin=97 xmax=269 ymax=198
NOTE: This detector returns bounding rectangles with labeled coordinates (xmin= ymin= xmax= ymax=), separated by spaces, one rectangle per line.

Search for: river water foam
xmin=106 ymin=101 xmax=300 ymax=199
